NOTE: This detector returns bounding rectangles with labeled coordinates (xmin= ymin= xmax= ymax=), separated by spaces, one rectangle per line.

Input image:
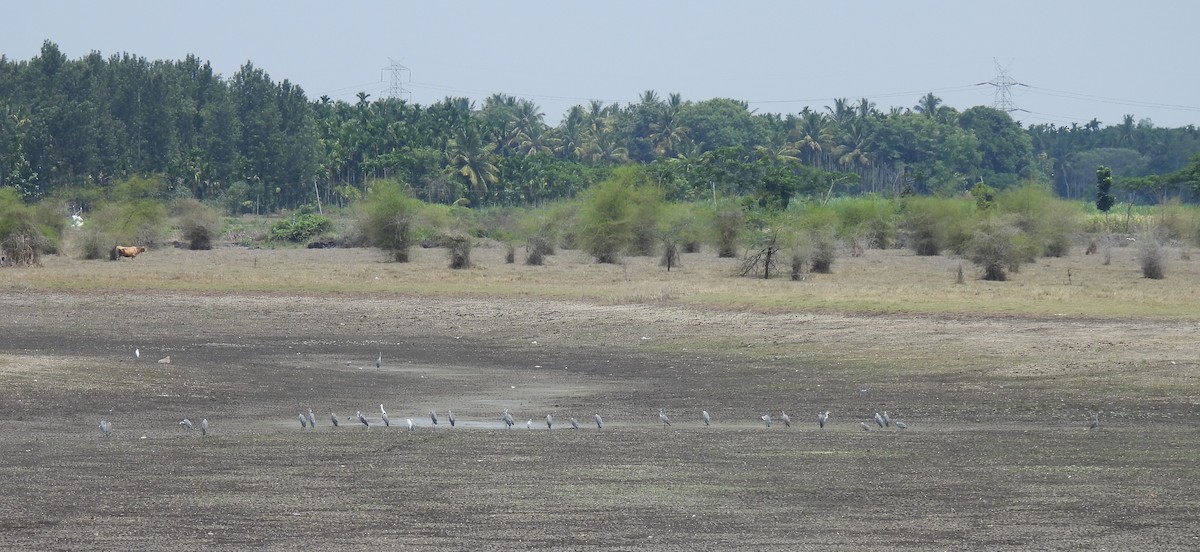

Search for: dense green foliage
xmin=360 ymin=179 xmax=421 ymax=261
xmin=269 ymin=212 xmax=332 ymax=243
xmin=4 ymin=42 xmax=1198 ymax=216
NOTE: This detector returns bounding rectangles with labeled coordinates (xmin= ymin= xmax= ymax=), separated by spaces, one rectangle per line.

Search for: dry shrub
xmin=809 ymin=233 xmax=838 ymax=274
xmin=1138 ymin=234 xmax=1166 ymax=279
xmin=525 ymin=244 xmax=545 ymax=266
xmin=790 ymin=251 xmax=808 ymax=281
xmin=660 ymin=242 xmax=680 ymax=271
xmin=1 ymin=227 xmax=48 ymax=267
xmin=175 ymin=198 xmax=222 ymax=250
xmin=447 ymin=235 xmax=472 ymax=269
xmin=505 ymin=243 xmax=516 ymax=264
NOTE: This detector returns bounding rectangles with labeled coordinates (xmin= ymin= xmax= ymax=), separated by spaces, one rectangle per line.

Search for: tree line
xmin=2 ymin=41 xmax=1200 ymax=212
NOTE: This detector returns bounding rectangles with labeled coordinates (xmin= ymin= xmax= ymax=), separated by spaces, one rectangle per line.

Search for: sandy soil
xmin=0 ymin=290 xmax=1197 ymax=550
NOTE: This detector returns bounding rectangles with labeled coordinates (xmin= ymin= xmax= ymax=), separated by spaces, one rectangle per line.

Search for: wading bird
xmin=200 ymin=418 xmax=208 ymax=437
xmin=702 ymin=410 xmax=711 ymax=426
xmin=180 ymin=418 xmax=194 ymax=430
xmin=307 ymin=409 xmax=316 ymax=429
xmin=406 ymin=418 xmax=414 ymax=431
xmin=502 ymin=410 xmax=515 ymax=428
xmin=356 ymin=411 xmax=369 ymax=428
xmin=134 ymin=348 xmax=140 ymax=359
xmin=874 ymin=412 xmax=885 ymax=429
xmin=331 ymin=412 xmax=340 ymax=428
xmin=780 ymin=411 xmax=791 ymax=428
xmin=380 ymin=404 xmax=390 ymax=427
xmin=659 ymin=409 xmax=672 ymax=428
xmin=448 ymin=410 xmax=456 ymax=427
xmin=818 ymin=411 xmax=829 ymax=429
xmin=570 ymin=417 xmax=580 ymax=429
xmin=430 ymin=411 xmax=438 ymax=425
xmin=761 ymin=414 xmax=772 ymax=428
xmin=98 ymin=420 xmax=112 ymax=438
xmin=860 ymin=421 xmax=871 ymax=432
xmin=895 ymin=421 xmax=908 ymax=430
xmin=545 ymin=414 xmax=553 ymax=430
xmin=299 ymin=413 xmax=308 ymax=428
xmin=1088 ymin=412 xmax=1101 ymax=430
xmin=526 ymin=419 xmax=532 ymax=430
xmin=882 ymin=411 xmax=892 ymax=428
xmin=376 ymin=352 xmax=381 ymax=369
xmin=594 ymin=413 xmax=603 ymax=429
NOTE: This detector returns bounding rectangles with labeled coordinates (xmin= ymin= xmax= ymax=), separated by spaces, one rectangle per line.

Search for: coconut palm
xmin=447 ymin=122 xmax=498 ymax=204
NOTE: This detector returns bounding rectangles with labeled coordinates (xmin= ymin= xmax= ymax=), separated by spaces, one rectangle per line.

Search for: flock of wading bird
xmin=95 ymin=351 xmax=925 ymax=439
xmin=290 ymin=405 xmax=911 ymax=432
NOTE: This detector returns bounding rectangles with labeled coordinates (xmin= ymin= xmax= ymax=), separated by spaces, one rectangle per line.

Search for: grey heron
xmin=702 ymin=410 xmax=711 ymax=426
xmin=501 ymin=410 xmax=515 ymax=428
xmin=658 ymin=409 xmax=672 ymax=428
xmin=1088 ymin=413 xmax=1100 ymax=430
xmin=356 ymin=411 xmax=369 ymax=428
xmin=376 ymin=352 xmax=381 ymax=369
xmin=894 ymin=420 xmax=908 ymax=430
xmin=570 ymin=417 xmax=579 ymax=429
xmin=817 ymin=410 xmax=829 ymax=429
xmin=860 ymin=421 xmax=871 ymax=431
xmin=594 ymin=413 xmax=603 ymax=429
xmin=448 ymin=410 xmax=456 ymax=427
xmin=430 ymin=411 xmax=438 ymax=425
xmin=380 ymin=404 xmax=390 ymax=427
xmin=882 ymin=411 xmax=892 ymax=428
xmin=308 ymin=408 xmax=316 ymax=429
xmin=98 ymin=420 xmax=112 ymax=438
xmin=331 ymin=412 xmax=340 ymax=428
xmin=180 ymin=418 xmax=194 ymax=430
xmin=780 ymin=411 xmax=791 ymax=428
xmin=406 ymin=418 xmax=414 ymax=431
xmin=545 ymin=414 xmax=553 ymax=429
xmin=874 ymin=412 xmax=885 ymax=428
xmin=761 ymin=414 xmax=772 ymax=428
xmin=299 ymin=413 xmax=308 ymax=428
xmin=200 ymin=418 xmax=208 ymax=437
xmin=526 ymin=419 xmax=533 ymax=430
xmin=134 ymin=348 xmax=140 ymax=359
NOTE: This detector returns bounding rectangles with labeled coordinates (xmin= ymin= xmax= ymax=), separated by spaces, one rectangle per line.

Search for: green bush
xmin=901 ymin=196 xmax=975 ymax=256
xmin=579 ymin=167 xmax=646 ymax=264
xmin=360 ymin=180 xmax=422 ymax=262
xmin=997 ymin=182 xmax=1080 ymax=258
xmin=269 ymin=213 xmax=333 ymax=243
xmin=79 ymin=198 xmax=168 ymax=257
xmin=827 ymin=195 xmax=897 ymax=249
xmin=965 ymin=217 xmax=1037 ymax=281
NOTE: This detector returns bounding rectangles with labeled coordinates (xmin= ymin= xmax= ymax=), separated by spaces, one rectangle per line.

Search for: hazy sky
xmin=5 ymin=1 xmax=1198 ymax=128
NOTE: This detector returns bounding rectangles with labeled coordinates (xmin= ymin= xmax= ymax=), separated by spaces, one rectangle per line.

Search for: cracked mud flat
xmin=0 ymin=290 xmax=1198 ymax=550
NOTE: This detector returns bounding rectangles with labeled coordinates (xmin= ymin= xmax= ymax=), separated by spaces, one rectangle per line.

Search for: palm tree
xmin=795 ymin=109 xmax=834 ymax=168
xmin=554 ymin=105 xmax=587 ymax=159
xmin=648 ymin=93 xmax=690 ymax=158
xmin=1118 ymin=114 xmax=1135 ymax=147
xmin=447 ymin=122 xmax=498 ymax=204
xmin=914 ymin=93 xmax=942 ymax=119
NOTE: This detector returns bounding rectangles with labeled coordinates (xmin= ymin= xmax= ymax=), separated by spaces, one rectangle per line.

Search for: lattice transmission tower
xmin=382 ymin=58 xmax=411 ymax=101
xmin=977 ymin=59 xmax=1025 ymax=113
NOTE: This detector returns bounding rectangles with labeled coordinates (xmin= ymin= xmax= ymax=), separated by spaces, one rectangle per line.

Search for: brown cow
xmin=111 ymin=246 xmax=147 ymax=260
